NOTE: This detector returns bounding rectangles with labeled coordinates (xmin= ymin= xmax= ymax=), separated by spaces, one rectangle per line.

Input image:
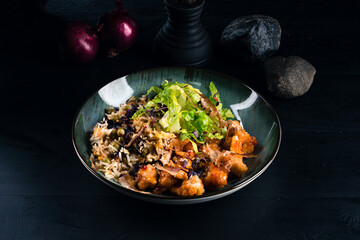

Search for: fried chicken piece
xmin=230 ymin=154 xmax=248 ymax=177
xmin=158 ymin=171 xmax=178 ymax=189
xmin=216 ymin=151 xmax=248 ymax=177
xmin=172 ymin=139 xmax=196 ymax=159
xmin=175 ymin=169 xmax=188 ymax=181
xmin=201 ymin=162 xmax=228 ymax=190
xmin=170 ymin=137 xmax=182 ymax=151
xmin=171 ymin=175 xmax=205 ymax=196
xmin=165 ymin=160 xmax=189 ymax=181
xmin=136 ymin=164 xmax=158 ymax=190
xmin=154 ymin=171 xmax=179 ymax=194
xmin=200 ymin=143 xmax=221 ymax=163
xmin=175 ymin=150 xmax=196 ymax=160
xmin=203 ymin=139 xmax=222 ymax=151
xmin=224 ymin=120 xmax=257 ymax=154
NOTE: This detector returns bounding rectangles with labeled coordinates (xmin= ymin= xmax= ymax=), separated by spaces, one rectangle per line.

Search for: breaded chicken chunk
xmin=136 ymin=164 xmax=158 ymax=190
xmin=171 ymin=175 xmax=205 ymax=196
xmin=202 ymin=162 xmax=228 ymax=190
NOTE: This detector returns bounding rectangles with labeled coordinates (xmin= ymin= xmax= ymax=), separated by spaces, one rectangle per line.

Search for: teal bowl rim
xmin=72 ymin=67 xmax=282 ymax=202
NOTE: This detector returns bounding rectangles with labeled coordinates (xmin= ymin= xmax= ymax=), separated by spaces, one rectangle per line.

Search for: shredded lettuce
xmin=209 ymin=81 xmax=235 ymax=120
xmin=132 ymin=80 xmax=234 ymax=146
xmin=220 ymin=108 xmax=235 ymax=119
xmin=209 ymin=81 xmax=220 ymax=105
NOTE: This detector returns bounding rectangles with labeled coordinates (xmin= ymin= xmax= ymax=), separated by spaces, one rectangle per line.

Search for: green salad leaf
xmin=132 ymin=80 xmax=235 ymax=148
xmin=208 ymin=81 xmax=235 ymax=120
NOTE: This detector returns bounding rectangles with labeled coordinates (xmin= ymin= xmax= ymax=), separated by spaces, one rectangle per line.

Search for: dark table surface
xmin=1 ymin=0 xmax=360 ymax=239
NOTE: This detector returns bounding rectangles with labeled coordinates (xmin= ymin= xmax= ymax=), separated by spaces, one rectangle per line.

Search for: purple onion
xmin=98 ymin=0 xmax=138 ymax=57
xmin=153 ymin=107 xmax=168 ymax=112
xmin=187 ymin=169 xmax=204 ymax=179
xmin=59 ymin=22 xmax=99 ymax=63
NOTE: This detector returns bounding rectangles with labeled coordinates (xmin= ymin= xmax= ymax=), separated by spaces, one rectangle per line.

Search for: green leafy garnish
xmin=208 ymin=81 xmax=235 ymax=120
xmin=132 ymin=80 xmax=234 ymax=148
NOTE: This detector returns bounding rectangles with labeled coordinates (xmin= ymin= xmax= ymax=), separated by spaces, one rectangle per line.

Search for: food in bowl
xmin=89 ymin=81 xmax=257 ymax=196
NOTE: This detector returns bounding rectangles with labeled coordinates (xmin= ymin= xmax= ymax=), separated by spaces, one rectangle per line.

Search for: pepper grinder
xmin=153 ymin=0 xmax=212 ymax=67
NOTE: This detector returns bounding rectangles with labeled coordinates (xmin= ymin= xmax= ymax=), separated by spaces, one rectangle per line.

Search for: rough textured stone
xmin=221 ymin=15 xmax=281 ymax=62
xmin=265 ymin=56 xmax=316 ymax=98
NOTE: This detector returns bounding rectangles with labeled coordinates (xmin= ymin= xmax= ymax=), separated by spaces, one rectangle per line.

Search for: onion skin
xmin=98 ymin=0 xmax=138 ymax=57
xmin=59 ymin=22 xmax=99 ymax=63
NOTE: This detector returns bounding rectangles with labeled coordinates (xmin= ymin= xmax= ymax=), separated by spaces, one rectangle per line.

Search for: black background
xmin=1 ymin=0 xmax=359 ymax=239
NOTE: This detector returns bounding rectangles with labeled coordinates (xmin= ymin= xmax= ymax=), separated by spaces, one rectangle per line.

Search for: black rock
xmin=221 ymin=15 xmax=281 ymax=62
xmin=264 ymin=56 xmax=316 ymax=98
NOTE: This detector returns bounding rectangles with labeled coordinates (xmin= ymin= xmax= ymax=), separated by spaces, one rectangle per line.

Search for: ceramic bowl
xmin=72 ymin=67 xmax=281 ymax=204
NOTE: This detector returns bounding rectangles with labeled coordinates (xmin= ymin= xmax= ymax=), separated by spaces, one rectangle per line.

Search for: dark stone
xmin=264 ymin=56 xmax=316 ymax=98
xmin=221 ymin=15 xmax=281 ymax=62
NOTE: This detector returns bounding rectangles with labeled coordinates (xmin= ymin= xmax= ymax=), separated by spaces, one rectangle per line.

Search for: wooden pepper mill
xmin=153 ymin=0 xmax=212 ymax=66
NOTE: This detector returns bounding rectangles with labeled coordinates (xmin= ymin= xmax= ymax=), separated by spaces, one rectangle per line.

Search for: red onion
xmin=98 ymin=0 xmax=138 ymax=57
xmin=192 ymin=131 xmax=199 ymax=138
xmin=59 ymin=22 xmax=99 ymax=63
